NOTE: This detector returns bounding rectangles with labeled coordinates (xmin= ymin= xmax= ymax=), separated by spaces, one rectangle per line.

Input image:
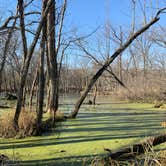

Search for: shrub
xmin=154 ymin=100 xmax=164 ymax=108
xmin=18 ymin=109 xmax=37 ymax=137
xmin=0 ymin=112 xmax=17 ymax=138
xmin=55 ymin=110 xmax=66 ymax=121
xmin=0 ymin=109 xmax=37 ymax=138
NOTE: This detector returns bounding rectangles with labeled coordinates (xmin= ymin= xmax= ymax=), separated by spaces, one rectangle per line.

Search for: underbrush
xmin=0 ymin=108 xmax=66 ymax=138
xmin=91 ymin=150 xmax=166 ymax=166
xmin=0 ymin=109 xmax=37 ymax=138
xmin=114 ymin=88 xmax=166 ymax=106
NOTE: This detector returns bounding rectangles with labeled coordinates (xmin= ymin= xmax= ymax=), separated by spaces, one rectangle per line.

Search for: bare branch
xmin=18 ymin=0 xmax=28 ymax=60
xmin=0 ymin=11 xmax=41 ymax=31
xmin=69 ymin=7 xmax=163 ymax=118
xmin=24 ymin=0 xmax=35 ymax=8
xmin=56 ymin=0 xmax=67 ymax=54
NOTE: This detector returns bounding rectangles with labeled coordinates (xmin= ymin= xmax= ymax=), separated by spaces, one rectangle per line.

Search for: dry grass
xmin=90 ymin=144 xmax=166 ymax=166
xmin=154 ymin=100 xmax=164 ymax=108
xmin=55 ymin=110 xmax=67 ymax=121
xmin=0 ymin=109 xmax=37 ymax=138
xmin=90 ymin=153 xmax=166 ymax=166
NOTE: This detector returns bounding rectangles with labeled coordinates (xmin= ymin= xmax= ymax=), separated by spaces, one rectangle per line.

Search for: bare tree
xmin=68 ymin=8 xmax=165 ymax=118
xmin=14 ymin=0 xmax=54 ymax=129
xmin=0 ymin=11 xmax=18 ymax=92
xmin=46 ymin=0 xmax=58 ymax=117
xmin=46 ymin=0 xmax=67 ymax=121
xmin=36 ymin=0 xmax=47 ymax=135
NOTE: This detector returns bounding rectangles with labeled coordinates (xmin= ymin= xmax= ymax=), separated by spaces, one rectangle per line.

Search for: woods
xmin=0 ymin=0 xmax=166 ymax=165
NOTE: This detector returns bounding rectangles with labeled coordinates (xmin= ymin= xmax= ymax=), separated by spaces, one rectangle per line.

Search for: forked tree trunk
xmin=68 ymin=14 xmax=160 ymax=118
xmin=14 ymin=0 xmax=54 ymax=128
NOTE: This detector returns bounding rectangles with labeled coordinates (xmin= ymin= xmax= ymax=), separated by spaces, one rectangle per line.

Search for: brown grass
xmin=0 ymin=109 xmax=37 ymax=138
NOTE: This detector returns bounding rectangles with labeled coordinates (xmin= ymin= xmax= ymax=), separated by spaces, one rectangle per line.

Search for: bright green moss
xmin=0 ymin=101 xmax=165 ymax=165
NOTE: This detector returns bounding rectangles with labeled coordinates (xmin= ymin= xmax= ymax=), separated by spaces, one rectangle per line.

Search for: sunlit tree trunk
xmin=47 ymin=0 xmax=58 ymax=119
xmin=36 ymin=0 xmax=47 ymax=135
xmin=14 ymin=0 xmax=54 ymax=128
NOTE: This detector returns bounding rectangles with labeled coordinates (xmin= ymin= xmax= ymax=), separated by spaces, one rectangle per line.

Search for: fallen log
xmin=108 ymin=133 xmax=166 ymax=159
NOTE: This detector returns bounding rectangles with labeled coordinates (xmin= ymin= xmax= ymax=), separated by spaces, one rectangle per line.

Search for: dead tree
xmin=68 ymin=8 xmax=165 ymax=118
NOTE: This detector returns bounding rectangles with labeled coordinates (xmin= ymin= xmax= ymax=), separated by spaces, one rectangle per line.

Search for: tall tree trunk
xmin=36 ymin=0 xmax=47 ymax=135
xmin=45 ymin=44 xmax=50 ymax=112
xmin=68 ymin=14 xmax=160 ymax=118
xmin=47 ymin=0 xmax=58 ymax=118
xmin=46 ymin=84 xmax=51 ymax=111
xmin=14 ymin=0 xmax=54 ymax=128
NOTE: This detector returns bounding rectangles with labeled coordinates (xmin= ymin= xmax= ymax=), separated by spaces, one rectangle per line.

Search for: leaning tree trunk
xmin=68 ymin=13 xmax=160 ymax=118
xmin=47 ymin=0 xmax=58 ymax=118
xmin=14 ymin=0 xmax=54 ymax=128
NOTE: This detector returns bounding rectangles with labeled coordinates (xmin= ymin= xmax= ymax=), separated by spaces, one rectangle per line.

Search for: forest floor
xmin=0 ymin=96 xmax=166 ymax=165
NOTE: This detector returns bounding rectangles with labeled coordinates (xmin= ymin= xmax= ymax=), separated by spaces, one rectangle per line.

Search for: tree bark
xmin=47 ymin=0 xmax=58 ymax=117
xmin=18 ymin=0 xmax=28 ymax=61
xmin=36 ymin=0 xmax=47 ymax=135
xmin=68 ymin=13 xmax=160 ymax=118
xmin=14 ymin=0 xmax=54 ymax=128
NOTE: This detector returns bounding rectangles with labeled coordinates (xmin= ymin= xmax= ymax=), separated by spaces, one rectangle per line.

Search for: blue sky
xmin=0 ymin=0 xmax=165 ymax=67
xmin=1 ymin=0 xmax=165 ymax=30
xmin=65 ymin=0 xmax=166 ymax=67
xmin=66 ymin=0 xmax=166 ymax=34
xmin=67 ymin=0 xmax=131 ymax=30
